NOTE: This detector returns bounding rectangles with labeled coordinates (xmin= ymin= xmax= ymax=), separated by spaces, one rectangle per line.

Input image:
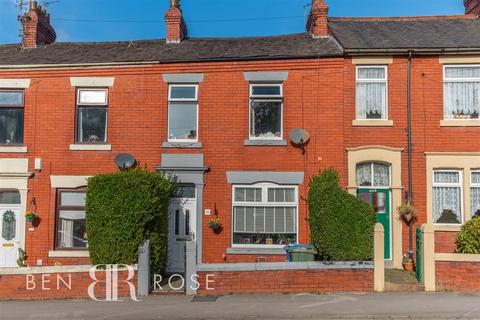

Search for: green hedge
xmin=456 ymin=216 xmax=480 ymax=254
xmin=86 ymin=168 xmax=176 ymax=274
xmin=308 ymin=168 xmax=375 ymax=261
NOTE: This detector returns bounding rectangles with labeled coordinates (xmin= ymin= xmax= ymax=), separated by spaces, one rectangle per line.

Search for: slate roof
xmin=0 ymin=33 xmax=342 ymax=66
xmin=329 ymin=16 xmax=480 ymax=51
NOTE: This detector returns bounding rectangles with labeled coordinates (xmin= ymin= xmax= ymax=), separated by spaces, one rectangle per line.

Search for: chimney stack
xmin=307 ymin=0 xmax=329 ymax=38
xmin=21 ymin=1 xmax=56 ymax=48
xmin=465 ymin=0 xmax=480 ymax=15
xmin=165 ymin=0 xmax=188 ymax=44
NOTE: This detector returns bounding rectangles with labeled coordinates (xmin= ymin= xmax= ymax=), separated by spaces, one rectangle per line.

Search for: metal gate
xmin=415 ymin=227 xmax=423 ymax=283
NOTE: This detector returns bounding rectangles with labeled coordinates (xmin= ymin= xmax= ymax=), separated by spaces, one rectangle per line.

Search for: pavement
xmin=2 ymin=292 xmax=480 ymax=320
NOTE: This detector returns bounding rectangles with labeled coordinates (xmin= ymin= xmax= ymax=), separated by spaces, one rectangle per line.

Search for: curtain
xmin=471 ymin=187 xmax=480 ymax=217
xmin=373 ymin=163 xmax=390 ymax=187
xmin=444 ymin=67 xmax=480 ymax=119
xmin=356 ymin=83 xmax=387 ymax=119
xmin=433 ymin=187 xmax=461 ymax=223
xmin=356 ymin=163 xmax=372 ymax=186
xmin=60 ymin=219 xmax=74 ymax=248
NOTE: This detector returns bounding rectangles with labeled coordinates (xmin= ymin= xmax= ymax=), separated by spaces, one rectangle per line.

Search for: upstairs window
xmin=356 ymin=66 xmax=388 ymax=120
xmin=168 ymin=85 xmax=198 ymax=142
xmin=232 ymin=183 xmax=297 ymax=247
xmin=249 ymin=84 xmax=283 ymax=140
xmin=76 ymin=89 xmax=108 ymax=143
xmin=0 ymin=90 xmax=24 ymax=145
xmin=56 ymin=189 xmax=88 ymax=249
xmin=444 ymin=66 xmax=480 ymax=120
xmin=433 ymin=170 xmax=463 ymax=225
xmin=471 ymin=171 xmax=480 ymax=218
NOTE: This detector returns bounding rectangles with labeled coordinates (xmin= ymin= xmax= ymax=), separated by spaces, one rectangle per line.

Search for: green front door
xmin=357 ymin=189 xmax=391 ymax=260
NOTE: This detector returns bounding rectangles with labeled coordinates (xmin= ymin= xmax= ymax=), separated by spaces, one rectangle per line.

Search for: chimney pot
xmin=29 ymin=1 xmax=37 ymax=10
xmin=306 ymin=0 xmax=329 ymax=38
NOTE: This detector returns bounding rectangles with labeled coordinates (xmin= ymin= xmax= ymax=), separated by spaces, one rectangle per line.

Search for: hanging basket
xmin=398 ymin=203 xmax=416 ymax=224
xmin=25 ymin=212 xmax=37 ymax=223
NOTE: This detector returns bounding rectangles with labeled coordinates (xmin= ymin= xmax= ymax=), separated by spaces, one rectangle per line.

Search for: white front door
xmin=0 ymin=207 xmax=21 ymax=267
xmin=167 ymin=195 xmax=196 ymax=274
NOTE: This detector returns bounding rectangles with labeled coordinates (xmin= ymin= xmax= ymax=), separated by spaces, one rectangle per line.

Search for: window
xmin=0 ymin=190 xmax=20 ymax=205
xmin=232 ymin=183 xmax=297 ymax=247
xmin=356 ymin=162 xmax=391 ymax=187
xmin=356 ymin=66 xmax=388 ymax=120
xmin=0 ymin=90 xmax=24 ymax=145
xmin=76 ymin=89 xmax=108 ymax=143
xmin=433 ymin=170 xmax=463 ymax=225
xmin=471 ymin=171 xmax=480 ymax=218
xmin=444 ymin=66 xmax=480 ymax=120
xmin=56 ymin=189 xmax=87 ymax=249
xmin=168 ymin=85 xmax=198 ymax=142
xmin=249 ymin=84 xmax=283 ymax=140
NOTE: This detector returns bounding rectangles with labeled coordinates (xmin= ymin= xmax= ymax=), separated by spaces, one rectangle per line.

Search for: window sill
xmin=244 ymin=140 xmax=288 ymax=146
xmin=0 ymin=146 xmax=28 ymax=153
xmin=69 ymin=144 xmax=112 ymax=151
xmin=440 ymin=120 xmax=480 ymax=127
xmin=433 ymin=224 xmax=462 ymax=232
xmin=162 ymin=141 xmax=202 ymax=149
xmin=226 ymin=247 xmax=286 ymax=255
xmin=48 ymin=250 xmax=90 ymax=258
xmin=352 ymin=120 xmax=394 ymax=127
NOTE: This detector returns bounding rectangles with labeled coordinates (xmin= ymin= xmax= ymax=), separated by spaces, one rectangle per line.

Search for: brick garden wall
xmin=436 ymin=261 xmax=480 ymax=292
xmin=197 ymin=268 xmax=374 ymax=296
xmin=435 ymin=231 xmax=458 ymax=253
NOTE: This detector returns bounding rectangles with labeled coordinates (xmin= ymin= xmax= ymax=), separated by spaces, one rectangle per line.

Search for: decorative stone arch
xmin=346 ymin=145 xmax=404 ymax=269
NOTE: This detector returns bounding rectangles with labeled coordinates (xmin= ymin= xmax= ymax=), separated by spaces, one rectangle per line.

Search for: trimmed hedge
xmin=308 ymin=168 xmax=376 ymax=261
xmin=456 ymin=216 xmax=480 ymax=254
xmin=86 ymin=168 xmax=176 ymax=274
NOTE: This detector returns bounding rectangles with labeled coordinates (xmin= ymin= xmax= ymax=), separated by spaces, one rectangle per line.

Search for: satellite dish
xmin=115 ymin=153 xmax=136 ymax=170
xmin=289 ymin=128 xmax=310 ymax=145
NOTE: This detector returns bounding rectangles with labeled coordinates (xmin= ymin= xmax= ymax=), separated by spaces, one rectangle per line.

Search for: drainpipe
xmin=407 ymin=50 xmax=414 ymax=260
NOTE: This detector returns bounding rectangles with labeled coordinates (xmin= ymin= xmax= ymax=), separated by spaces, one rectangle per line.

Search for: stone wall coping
xmin=197 ymin=261 xmax=373 ymax=272
xmin=435 ymin=253 xmax=480 ymax=262
xmin=0 ymin=264 xmax=137 ymax=275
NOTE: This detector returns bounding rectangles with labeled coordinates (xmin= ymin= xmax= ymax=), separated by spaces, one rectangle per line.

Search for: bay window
xmin=249 ymin=84 xmax=283 ymax=140
xmin=444 ymin=66 xmax=480 ymax=120
xmin=356 ymin=66 xmax=388 ymax=120
xmin=433 ymin=170 xmax=463 ymax=225
xmin=76 ymin=89 xmax=108 ymax=143
xmin=471 ymin=171 xmax=480 ymax=218
xmin=0 ymin=90 xmax=24 ymax=145
xmin=56 ymin=189 xmax=87 ymax=249
xmin=232 ymin=183 xmax=297 ymax=247
xmin=168 ymin=85 xmax=198 ymax=142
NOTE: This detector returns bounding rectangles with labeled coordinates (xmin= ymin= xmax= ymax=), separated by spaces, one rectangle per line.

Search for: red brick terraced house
xmin=1 ymin=0 xmax=480 ymax=294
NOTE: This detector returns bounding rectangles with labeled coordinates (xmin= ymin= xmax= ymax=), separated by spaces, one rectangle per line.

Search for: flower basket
xmin=208 ymin=218 xmax=222 ymax=234
xmin=25 ymin=211 xmax=37 ymax=223
xmin=397 ymin=202 xmax=416 ymax=224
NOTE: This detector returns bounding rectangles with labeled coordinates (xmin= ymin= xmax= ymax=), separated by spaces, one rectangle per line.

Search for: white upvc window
xmin=356 ymin=162 xmax=391 ymax=188
xmin=356 ymin=66 xmax=388 ymax=120
xmin=433 ymin=170 xmax=464 ymax=225
xmin=232 ymin=183 xmax=297 ymax=248
xmin=76 ymin=89 xmax=108 ymax=144
xmin=168 ymin=84 xmax=199 ymax=142
xmin=443 ymin=65 xmax=480 ymax=120
xmin=249 ymin=84 xmax=283 ymax=140
xmin=471 ymin=171 xmax=480 ymax=218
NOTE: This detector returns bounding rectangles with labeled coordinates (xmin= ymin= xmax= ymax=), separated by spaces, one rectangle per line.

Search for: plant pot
xmin=210 ymin=225 xmax=222 ymax=234
xmin=25 ymin=215 xmax=36 ymax=223
xmin=403 ymin=260 xmax=414 ymax=272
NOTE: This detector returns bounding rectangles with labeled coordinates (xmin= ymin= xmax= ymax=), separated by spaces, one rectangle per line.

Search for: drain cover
xmin=191 ymin=295 xmax=218 ymax=302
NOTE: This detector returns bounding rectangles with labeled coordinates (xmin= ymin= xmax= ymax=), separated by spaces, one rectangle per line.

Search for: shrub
xmin=456 ymin=216 xmax=480 ymax=254
xmin=86 ymin=168 xmax=176 ymax=274
xmin=308 ymin=168 xmax=376 ymax=261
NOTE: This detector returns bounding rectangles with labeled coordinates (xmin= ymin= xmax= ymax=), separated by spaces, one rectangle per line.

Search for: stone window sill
xmin=244 ymin=140 xmax=288 ymax=146
xmin=0 ymin=146 xmax=28 ymax=153
xmin=162 ymin=141 xmax=202 ymax=149
xmin=352 ymin=120 xmax=394 ymax=127
xmin=433 ymin=224 xmax=461 ymax=232
xmin=440 ymin=120 xmax=480 ymax=127
xmin=226 ymin=247 xmax=286 ymax=255
xmin=69 ymin=144 xmax=112 ymax=151
xmin=48 ymin=250 xmax=90 ymax=258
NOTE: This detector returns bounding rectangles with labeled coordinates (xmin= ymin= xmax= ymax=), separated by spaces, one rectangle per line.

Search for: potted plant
xmin=24 ymin=211 xmax=37 ymax=223
xmin=402 ymin=255 xmax=414 ymax=272
xmin=208 ymin=217 xmax=222 ymax=234
xmin=397 ymin=202 xmax=416 ymax=224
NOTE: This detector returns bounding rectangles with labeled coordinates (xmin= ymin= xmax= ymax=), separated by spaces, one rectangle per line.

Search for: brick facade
xmin=436 ymin=261 xmax=480 ymax=292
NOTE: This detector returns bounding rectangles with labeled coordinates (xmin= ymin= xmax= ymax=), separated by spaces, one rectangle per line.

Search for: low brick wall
xmin=436 ymin=261 xmax=480 ymax=292
xmin=0 ymin=266 xmax=138 ymax=300
xmin=196 ymin=262 xmax=374 ymax=295
xmin=434 ymin=231 xmax=458 ymax=253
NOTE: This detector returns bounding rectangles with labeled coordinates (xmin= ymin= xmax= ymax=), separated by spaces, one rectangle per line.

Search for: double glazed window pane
xmin=250 ymin=101 xmax=282 ymax=138
xmin=356 ymin=67 xmax=387 ymax=120
xmin=168 ymin=102 xmax=197 ymax=141
xmin=472 ymin=172 xmax=480 ymax=217
xmin=251 ymin=86 xmax=281 ymax=96
xmin=444 ymin=67 xmax=480 ymax=119
xmin=0 ymin=91 xmax=23 ymax=106
xmin=0 ymin=191 xmax=21 ymax=205
xmin=433 ymin=171 xmax=462 ymax=224
xmin=356 ymin=163 xmax=390 ymax=187
xmin=57 ymin=210 xmax=87 ymax=248
xmin=170 ymin=86 xmax=196 ymax=100
xmin=0 ymin=108 xmax=23 ymax=144
xmin=77 ymin=107 xmax=107 ymax=143
xmin=234 ymin=188 xmax=262 ymax=202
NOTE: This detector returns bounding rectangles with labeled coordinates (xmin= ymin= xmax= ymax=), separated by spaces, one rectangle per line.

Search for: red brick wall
xmin=435 ymin=231 xmax=458 ymax=253
xmin=0 ymin=270 xmax=137 ymax=300
xmin=436 ymin=261 xmax=480 ymax=292
xmin=197 ymin=269 xmax=373 ymax=295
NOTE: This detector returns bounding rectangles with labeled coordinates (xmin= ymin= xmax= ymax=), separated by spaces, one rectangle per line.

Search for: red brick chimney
xmin=21 ymin=1 xmax=56 ymax=49
xmin=465 ymin=0 xmax=480 ymax=15
xmin=307 ymin=0 xmax=329 ymax=38
xmin=165 ymin=0 xmax=188 ymax=44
